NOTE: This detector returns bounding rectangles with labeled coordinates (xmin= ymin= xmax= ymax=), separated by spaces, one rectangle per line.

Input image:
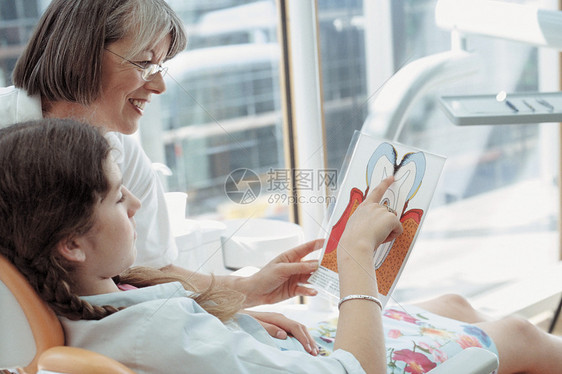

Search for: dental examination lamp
xmin=437 ymin=0 xmax=562 ymax=127
xmin=361 ymin=0 xmax=562 ymax=141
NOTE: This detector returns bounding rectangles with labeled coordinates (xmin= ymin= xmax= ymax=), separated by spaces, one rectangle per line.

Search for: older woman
xmin=0 ymin=0 xmax=320 ymax=348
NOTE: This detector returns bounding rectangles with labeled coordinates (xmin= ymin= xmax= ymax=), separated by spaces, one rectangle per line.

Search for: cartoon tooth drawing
xmin=319 ymin=142 xmax=426 ymax=296
xmin=309 ymin=133 xmax=444 ymax=305
xmin=374 ymin=151 xmax=425 ymax=270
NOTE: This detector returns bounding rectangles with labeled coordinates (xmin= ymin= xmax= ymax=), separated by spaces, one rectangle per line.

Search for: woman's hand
xmin=240 ymin=310 xmax=318 ymax=356
xmin=234 ymin=239 xmax=323 ymax=308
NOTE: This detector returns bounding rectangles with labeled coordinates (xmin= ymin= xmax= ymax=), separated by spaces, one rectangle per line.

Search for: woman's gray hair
xmin=13 ymin=0 xmax=187 ymax=105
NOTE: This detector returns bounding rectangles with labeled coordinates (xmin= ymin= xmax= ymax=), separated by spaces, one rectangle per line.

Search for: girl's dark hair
xmin=0 ymin=119 xmax=112 ymax=319
xmin=13 ymin=0 xmax=187 ymax=105
xmin=0 ymin=119 xmax=243 ymax=321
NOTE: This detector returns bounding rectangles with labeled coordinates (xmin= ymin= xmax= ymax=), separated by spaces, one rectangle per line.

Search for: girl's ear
xmin=56 ymin=237 xmax=87 ymax=263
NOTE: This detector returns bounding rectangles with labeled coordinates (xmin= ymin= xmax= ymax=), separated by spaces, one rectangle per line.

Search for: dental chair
xmin=0 ymin=254 xmax=135 ymax=374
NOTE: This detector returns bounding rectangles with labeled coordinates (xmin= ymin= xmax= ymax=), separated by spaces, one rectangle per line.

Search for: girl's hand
xmin=339 ymin=176 xmax=403 ymax=257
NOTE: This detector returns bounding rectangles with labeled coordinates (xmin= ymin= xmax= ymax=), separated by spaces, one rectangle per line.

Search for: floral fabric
xmin=309 ymin=305 xmax=498 ymax=374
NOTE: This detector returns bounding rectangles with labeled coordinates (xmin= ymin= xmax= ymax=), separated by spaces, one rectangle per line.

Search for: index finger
xmin=276 ymin=239 xmax=325 ymax=262
xmin=364 ymin=176 xmax=394 ymax=203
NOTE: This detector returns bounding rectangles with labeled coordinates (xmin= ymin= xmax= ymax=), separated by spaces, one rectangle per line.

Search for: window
xmin=0 ymin=0 xmax=46 ymax=86
xmin=317 ymin=0 xmax=369 ymax=168
xmin=141 ymin=0 xmax=288 ymax=219
xmin=316 ymin=0 xmax=560 ymax=304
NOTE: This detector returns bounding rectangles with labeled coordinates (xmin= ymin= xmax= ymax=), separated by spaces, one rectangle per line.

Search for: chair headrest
xmin=0 ymin=254 xmax=64 ymax=373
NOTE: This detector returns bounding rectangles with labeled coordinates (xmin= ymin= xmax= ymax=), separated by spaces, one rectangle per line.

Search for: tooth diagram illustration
xmin=320 ymin=142 xmax=426 ymax=296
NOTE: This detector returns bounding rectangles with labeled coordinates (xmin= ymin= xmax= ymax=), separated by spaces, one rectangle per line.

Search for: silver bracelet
xmin=338 ymin=294 xmax=383 ymax=310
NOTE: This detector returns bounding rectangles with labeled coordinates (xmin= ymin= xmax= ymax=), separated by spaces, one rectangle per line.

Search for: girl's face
xmin=77 ymin=158 xmax=141 ymax=288
xmin=87 ymin=34 xmax=171 ymax=134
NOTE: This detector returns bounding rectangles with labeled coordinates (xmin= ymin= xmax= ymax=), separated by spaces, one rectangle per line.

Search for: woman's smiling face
xmin=89 ymin=34 xmax=171 ymax=134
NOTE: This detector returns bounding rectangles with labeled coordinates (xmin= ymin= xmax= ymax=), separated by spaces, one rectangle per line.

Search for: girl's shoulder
xmin=81 ymin=282 xmax=193 ymax=309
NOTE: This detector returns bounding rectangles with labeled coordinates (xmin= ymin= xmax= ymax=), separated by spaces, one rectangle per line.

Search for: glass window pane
xmin=317 ymin=1 xmax=369 ymax=169
xmin=0 ymin=0 xmax=44 ymax=87
xmin=140 ymin=0 xmax=288 ymax=220
xmin=317 ymin=0 xmax=559 ymax=304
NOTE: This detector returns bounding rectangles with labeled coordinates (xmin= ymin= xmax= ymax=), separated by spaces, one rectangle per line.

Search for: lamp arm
xmin=361 ymin=50 xmax=481 ymax=141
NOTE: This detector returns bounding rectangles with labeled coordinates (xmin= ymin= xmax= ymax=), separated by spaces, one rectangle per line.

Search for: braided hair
xmin=0 ymin=119 xmax=243 ymax=322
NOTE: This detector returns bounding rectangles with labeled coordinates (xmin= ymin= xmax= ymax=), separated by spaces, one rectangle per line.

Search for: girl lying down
xmin=0 ymin=118 xmax=561 ymax=373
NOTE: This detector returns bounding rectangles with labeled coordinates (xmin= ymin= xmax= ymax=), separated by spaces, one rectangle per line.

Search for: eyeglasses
xmin=104 ymin=48 xmax=168 ymax=81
